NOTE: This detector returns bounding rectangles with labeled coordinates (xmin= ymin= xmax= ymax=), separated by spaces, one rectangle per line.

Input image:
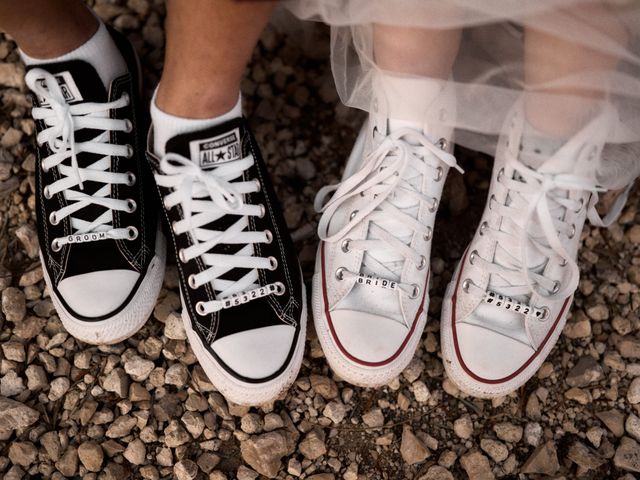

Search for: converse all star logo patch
xmin=35 ymin=71 xmax=84 ymax=106
xmin=189 ymin=128 xmax=242 ymax=169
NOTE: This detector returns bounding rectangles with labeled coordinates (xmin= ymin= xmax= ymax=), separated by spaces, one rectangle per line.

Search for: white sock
xmin=19 ymin=20 xmax=126 ymax=90
xmin=150 ymin=90 xmax=243 ymax=157
xmin=376 ymin=72 xmax=444 ymax=139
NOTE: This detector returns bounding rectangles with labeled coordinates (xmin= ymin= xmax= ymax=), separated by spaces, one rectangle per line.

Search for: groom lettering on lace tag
xmin=189 ymin=128 xmax=242 ymax=169
xmin=34 ymin=71 xmax=84 ymax=106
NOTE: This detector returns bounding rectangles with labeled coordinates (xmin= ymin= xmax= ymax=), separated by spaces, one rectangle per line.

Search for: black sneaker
xmin=147 ymin=118 xmax=306 ymax=405
xmin=25 ymin=28 xmax=165 ymax=345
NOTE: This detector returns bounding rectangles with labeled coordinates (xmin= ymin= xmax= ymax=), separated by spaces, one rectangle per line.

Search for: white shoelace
xmin=155 ymin=152 xmax=282 ymax=315
xmin=465 ymin=154 xmax=629 ymax=316
xmin=25 ymin=68 xmax=137 ymax=251
xmin=315 ymin=128 xmax=462 ymax=296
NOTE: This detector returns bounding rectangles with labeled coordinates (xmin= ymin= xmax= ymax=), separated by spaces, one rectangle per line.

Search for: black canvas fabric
xmin=31 ymin=28 xmax=157 ymax=320
xmin=147 ymin=118 xmax=304 ymax=382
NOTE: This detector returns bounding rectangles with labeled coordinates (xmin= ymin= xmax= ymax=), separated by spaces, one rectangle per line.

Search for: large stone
xmin=0 ymin=397 xmax=39 ymax=431
xmin=8 ymin=441 xmax=37 ymax=467
xmin=124 ymin=356 xmax=155 ymax=382
xmin=123 ymin=438 xmax=146 ymax=465
xmin=240 ymin=430 xmax=296 ymax=478
xmin=566 ymin=356 xmax=604 ymax=387
xmin=417 ymin=466 xmax=454 ymax=480
xmin=629 ymin=377 xmax=640 ymax=404
xmin=614 ymin=436 xmax=640 ymax=472
xmin=400 ymin=426 xmax=429 ymax=465
xmin=522 ymin=441 xmax=560 ymax=475
xmin=2 ymin=287 xmax=26 ymax=322
xmin=480 ymin=439 xmax=509 ymax=463
xmin=453 ymin=415 xmax=474 ymax=439
xmin=77 ymin=441 xmax=104 ymax=472
xmin=459 ymin=451 xmax=495 ymax=480
xmin=174 ymin=459 xmax=198 ymax=480
xmin=597 ymin=409 xmax=626 ymax=437
xmin=493 ymin=423 xmax=523 ymax=443
xmin=310 ymin=375 xmax=338 ymax=399
xmin=567 ymin=441 xmax=606 ymax=471
xmin=299 ymin=427 xmax=327 ymax=460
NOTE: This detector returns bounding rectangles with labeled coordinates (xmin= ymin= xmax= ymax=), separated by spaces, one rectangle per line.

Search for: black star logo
xmin=216 ymin=151 xmax=226 ymax=162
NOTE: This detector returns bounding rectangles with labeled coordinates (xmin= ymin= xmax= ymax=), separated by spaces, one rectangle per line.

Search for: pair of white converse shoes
xmin=314 ymin=89 xmax=629 ymax=397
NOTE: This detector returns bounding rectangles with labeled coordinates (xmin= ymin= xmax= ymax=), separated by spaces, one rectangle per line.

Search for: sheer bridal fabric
xmin=282 ymin=0 xmax=640 ymax=189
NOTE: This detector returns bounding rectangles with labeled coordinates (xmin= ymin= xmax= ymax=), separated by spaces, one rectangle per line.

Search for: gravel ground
xmin=0 ymin=1 xmax=639 ymax=479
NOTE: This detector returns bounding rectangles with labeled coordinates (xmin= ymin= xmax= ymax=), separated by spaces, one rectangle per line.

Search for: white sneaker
xmin=312 ymin=83 xmax=462 ymax=387
xmin=441 ymin=101 xmax=631 ymax=398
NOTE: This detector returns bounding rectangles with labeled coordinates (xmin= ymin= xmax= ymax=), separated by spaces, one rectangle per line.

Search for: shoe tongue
xmin=27 ymin=60 xmax=107 ymax=106
xmin=165 ymin=118 xmax=245 ymax=170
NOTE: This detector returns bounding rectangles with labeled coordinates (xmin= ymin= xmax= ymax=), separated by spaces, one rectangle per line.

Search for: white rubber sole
xmin=440 ymin=259 xmax=569 ymax=398
xmin=182 ymin=281 xmax=307 ymax=406
xmin=311 ymin=247 xmax=427 ymax=388
xmin=43 ymin=229 xmax=166 ymax=345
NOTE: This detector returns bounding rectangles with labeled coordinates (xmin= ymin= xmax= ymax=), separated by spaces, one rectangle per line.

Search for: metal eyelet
xmin=462 ymin=278 xmax=473 ymax=293
xmin=538 ymin=306 xmax=550 ymax=321
xmin=497 ymin=168 xmax=505 ymax=183
xmin=437 ymin=138 xmax=448 ymax=150
xmin=254 ymin=179 xmax=261 ymax=192
xmin=479 ymin=222 xmax=488 ymax=236
xmin=258 ymin=204 xmax=266 ymax=218
xmin=51 ymin=239 xmax=62 ymax=252
xmin=275 ymin=282 xmax=286 ymax=296
xmin=125 ymin=144 xmax=134 ymax=158
xmin=195 ymin=302 xmax=207 ymax=316
xmin=429 ymin=197 xmax=439 ymax=213
xmin=551 ymin=280 xmax=561 ymax=294
xmin=469 ymin=250 xmax=478 ymax=265
xmin=188 ymin=274 xmax=198 ymax=289
xmin=350 ymin=210 xmax=359 ymax=220
xmin=423 ymin=226 xmax=433 ymax=241
xmin=264 ymin=230 xmax=273 ymax=244
xmin=568 ymin=224 xmax=576 ymax=239
xmin=335 ymin=267 xmax=346 ymax=281
xmin=268 ymin=256 xmax=278 ymax=271
xmin=416 ymin=255 xmax=427 ymax=270
xmin=44 ymin=186 xmax=52 ymax=199
xmin=434 ymin=166 xmax=444 ymax=182
xmin=127 ymin=226 xmax=138 ymax=240
xmin=341 ymin=239 xmax=351 ymax=253
xmin=49 ymin=211 xmax=59 ymax=225
xmin=575 ymin=198 xmax=584 ymax=213
xmin=124 ymin=119 xmax=133 ymax=133
xmin=121 ymin=93 xmax=130 ymax=105
xmin=409 ymin=284 xmax=420 ymax=299
xmin=178 ymin=249 xmax=187 ymax=263
xmin=126 ymin=199 xmax=137 ymax=213
xmin=126 ymin=172 xmax=136 ymax=186
xmin=489 ymin=194 xmax=497 ymax=209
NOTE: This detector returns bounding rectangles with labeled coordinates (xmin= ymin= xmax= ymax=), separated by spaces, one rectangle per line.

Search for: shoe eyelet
xmin=437 ymin=138 xmax=447 ymax=150
xmin=275 ymin=282 xmax=286 ymax=296
xmin=178 ymin=249 xmax=187 ymax=263
xmin=429 ymin=197 xmax=439 ymax=213
xmin=127 ymin=226 xmax=138 ymax=240
xmin=409 ymin=284 xmax=420 ymax=299
xmin=560 ymin=257 xmax=568 ymax=267
xmin=258 ymin=204 xmax=266 ymax=218
xmin=335 ymin=267 xmax=346 ymax=281
xmin=568 ymin=223 xmax=576 ymax=239
xmin=551 ymin=280 xmax=561 ymax=294
xmin=126 ymin=172 xmax=136 ymax=186
xmin=126 ymin=199 xmax=137 ymax=213
xmin=538 ymin=306 xmax=550 ymax=321
xmin=489 ymin=195 xmax=497 ymax=209
xmin=254 ymin=179 xmax=261 ymax=192
xmin=497 ymin=168 xmax=505 ymax=183
xmin=350 ymin=210 xmax=359 ymax=220
xmin=423 ymin=226 xmax=433 ymax=241
xmin=49 ymin=211 xmax=59 ymax=225
xmin=195 ymin=301 xmax=207 ymax=316
xmin=44 ymin=186 xmax=52 ymax=199
xmin=341 ymin=238 xmax=351 ymax=253
xmin=124 ymin=119 xmax=133 ymax=133
xmin=575 ymin=198 xmax=585 ymax=213
xmin=188 ymin=274 xmax=198 ymax=289
xmin=268 ymin=256 xmax=278 ymax=271
xmin=126 ymin=144 xmax=134 ymax=158
xmin=416 ymin=255 xmax=427 ymax=270
xmin=479 ymin=222 xmax=488 ymax=236
xmin=462 ymin=278 xmax=473 ymax=293
xmin=264 ymin=230 xmax=273 ymax=244
xmin=51 ymin=239 xmax=62 ymax=252
xmin=469 ymin=250 xmax=478 ymax=265
xmin=434 ymin=166 xmax=443 ymax=182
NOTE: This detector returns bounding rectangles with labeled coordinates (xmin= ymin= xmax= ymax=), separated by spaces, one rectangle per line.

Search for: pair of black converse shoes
xmin=26 ymin=28 xmax=305 ymax=404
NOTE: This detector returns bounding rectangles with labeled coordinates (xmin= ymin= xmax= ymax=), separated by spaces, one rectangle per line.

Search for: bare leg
xmin=373 ymin=24 xmax=461 ymax=79
xmin=524 ymin=5 xmax=628 ymax=137
xmin=0 ymin=0 xmax=96 ymax=58
xmin=156 ymin=0 xmax=276 ymax=119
